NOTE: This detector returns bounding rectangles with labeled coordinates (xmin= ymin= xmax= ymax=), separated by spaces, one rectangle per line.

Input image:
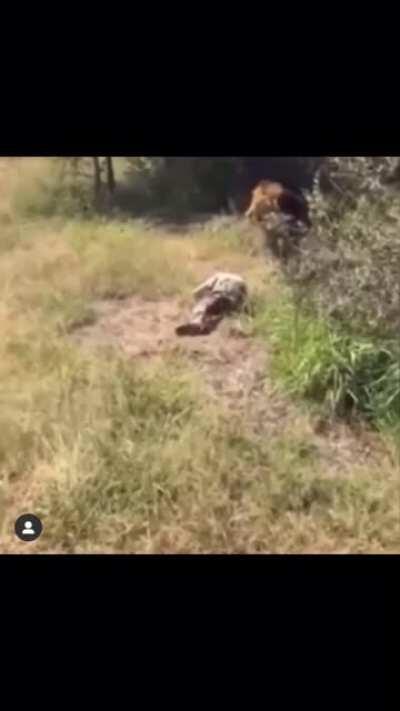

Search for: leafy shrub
xmin=289 ymin=194 xmax=400 ymax=339
xmin=259 ymin=159 xmax=400 ymax=426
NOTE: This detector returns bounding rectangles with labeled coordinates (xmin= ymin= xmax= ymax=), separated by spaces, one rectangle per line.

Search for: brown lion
xmin=245 ymin=180 xmax=311 ymax=227
xmin=245 ymin=180 xmax=311 ymax=262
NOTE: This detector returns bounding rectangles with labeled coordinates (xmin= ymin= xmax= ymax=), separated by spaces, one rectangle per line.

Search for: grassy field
xmin=0 ymin=158 xmax=399 ymax=553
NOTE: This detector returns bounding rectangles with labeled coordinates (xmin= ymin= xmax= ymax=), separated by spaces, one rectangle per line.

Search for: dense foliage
xmin=275 ymin=157 xmax=400 ymax=425
xmin=117 ymin=157 xmax=322 ymax=215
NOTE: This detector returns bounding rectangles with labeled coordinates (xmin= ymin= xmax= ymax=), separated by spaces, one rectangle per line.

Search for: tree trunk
xmin=93 ymin=157 xmax=102 ymax=208
xmin=71 ymin=157 xmax=80 ymax=177
xmin=104 ymin=157 xmax=116 ymax=212
xmin=105 ymin=157 xmax=116 ymax=194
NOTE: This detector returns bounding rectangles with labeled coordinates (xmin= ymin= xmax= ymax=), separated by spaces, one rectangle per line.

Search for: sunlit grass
xmin=0 ymin=158 xmax=399 ymax=553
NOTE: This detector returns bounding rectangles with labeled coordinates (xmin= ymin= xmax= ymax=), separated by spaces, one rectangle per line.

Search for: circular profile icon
xmin=15 ymin=513 xmax=43 ymax=542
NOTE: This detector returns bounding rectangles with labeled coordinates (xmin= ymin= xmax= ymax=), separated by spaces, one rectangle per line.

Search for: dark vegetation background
xmin=20 ymin=157 xmax=320 ymax=218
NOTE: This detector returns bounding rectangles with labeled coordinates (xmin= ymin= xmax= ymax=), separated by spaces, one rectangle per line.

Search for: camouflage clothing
xmin=176 ymin=273 xmax=248 ymax=337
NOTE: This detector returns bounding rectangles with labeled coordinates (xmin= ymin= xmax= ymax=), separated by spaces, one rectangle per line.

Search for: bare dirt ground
xmin=71 ymin=293 xmax=390 ymax=478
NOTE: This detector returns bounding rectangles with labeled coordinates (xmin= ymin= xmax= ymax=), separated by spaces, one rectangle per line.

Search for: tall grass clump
xmin=256 ymin=296 xmax=400 ymax=425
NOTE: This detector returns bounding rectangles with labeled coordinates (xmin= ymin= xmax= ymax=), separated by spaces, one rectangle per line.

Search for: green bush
xmin=256 ymin=159 xmax=399 ymax=427
xmin=256 ymin=296 xmax=400 ymax=425
xmin=260 ymin=158 xmax=400 ymax=425
xmin=122 ymin=157 xmax=320 ymax=216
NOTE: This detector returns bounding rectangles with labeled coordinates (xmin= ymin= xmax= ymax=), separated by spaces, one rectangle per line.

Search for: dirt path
xmin=72 ymin=291 xmax=389 ymax=478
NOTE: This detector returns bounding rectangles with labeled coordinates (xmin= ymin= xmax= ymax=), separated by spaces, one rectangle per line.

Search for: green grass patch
xmin=253 ymin=289 xmax=400 ymax=427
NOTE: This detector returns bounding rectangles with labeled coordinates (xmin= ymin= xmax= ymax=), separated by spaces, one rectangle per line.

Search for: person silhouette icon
xmin=22 ymin=520 xmax=35 ymax=535
xmin=15 ymin=513 xmax=43 ymax=541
